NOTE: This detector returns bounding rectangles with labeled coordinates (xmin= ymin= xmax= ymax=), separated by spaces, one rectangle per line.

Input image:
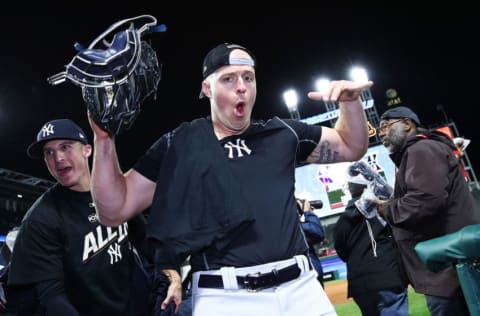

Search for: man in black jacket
xmin=334 ymin=163 xmax=408 ymax=316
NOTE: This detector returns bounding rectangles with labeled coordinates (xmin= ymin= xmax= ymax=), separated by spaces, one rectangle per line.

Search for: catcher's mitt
xmin=47 ymin=15 xmax=166 ymax=135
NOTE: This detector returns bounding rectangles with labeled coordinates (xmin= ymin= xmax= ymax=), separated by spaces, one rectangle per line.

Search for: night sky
xmin=0 ymin=4 xmax=477 ymax=182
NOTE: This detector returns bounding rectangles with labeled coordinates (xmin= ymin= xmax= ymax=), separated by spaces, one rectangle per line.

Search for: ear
xmin=403 ymin=119 xmax=415 ymax=131
xmin=83 ymin=144 xmax=93 ymax=158
xmin=201 ymin=80 xmax=211 ymax=98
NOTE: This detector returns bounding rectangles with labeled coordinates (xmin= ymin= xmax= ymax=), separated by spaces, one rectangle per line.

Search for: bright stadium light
xmin=283 ymin=89 xmax=301 ymax=120
xmin=349 ymin=67 xmax=369 ymax=83
xmin=314 ymin=78 xmax=330 ymax=94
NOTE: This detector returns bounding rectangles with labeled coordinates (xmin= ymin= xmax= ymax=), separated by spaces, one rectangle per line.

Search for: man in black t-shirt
xmin=8 ymin=119 xmax=147 ymax=316
xmin=88 ymin=43 xmax=373 ymax=315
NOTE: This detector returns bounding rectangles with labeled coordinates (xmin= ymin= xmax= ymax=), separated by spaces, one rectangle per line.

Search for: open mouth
xmin=57 ymin=166 xmax=72 ymax=176
xmin=234 ymin=102 xmax=246 ymax=116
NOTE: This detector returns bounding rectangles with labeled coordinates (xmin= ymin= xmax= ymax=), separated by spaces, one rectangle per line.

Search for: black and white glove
xmin=354 ymin=185 xmax=377 ymax=219
xmin=354 ymin=185 xmax=388 ymax=226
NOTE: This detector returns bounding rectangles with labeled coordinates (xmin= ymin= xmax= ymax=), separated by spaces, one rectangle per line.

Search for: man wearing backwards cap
xmin=88 ymin=42 xmax=372 ymax=315
xmin=8 ymin=119 xmax=148 ymax=315
xmin=374 ymin=106 xmax=480 ymax=315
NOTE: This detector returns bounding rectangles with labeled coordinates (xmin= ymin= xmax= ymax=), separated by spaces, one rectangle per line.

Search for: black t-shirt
xmin=8 ymin=185 xmax=135 ymax=316
xmin=134 ymin=117 xmax=322 ymax=270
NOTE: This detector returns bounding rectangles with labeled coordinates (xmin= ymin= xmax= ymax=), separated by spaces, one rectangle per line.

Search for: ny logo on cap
xmin=41 ymin=123 xmax=55 ymax=137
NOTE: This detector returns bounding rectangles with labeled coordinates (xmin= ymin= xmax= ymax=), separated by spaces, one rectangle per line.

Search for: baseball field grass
xmin=333 ymin=286 xmax=429 ymax=316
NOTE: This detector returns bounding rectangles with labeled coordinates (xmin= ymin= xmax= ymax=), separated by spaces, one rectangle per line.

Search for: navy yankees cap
xmin=380 ymin=106 xmax=422 ymax=127
xmin=199 ymin=43 xmax=256 ymax=98
xmin=27 ymin=119 xmax=89 ymax=158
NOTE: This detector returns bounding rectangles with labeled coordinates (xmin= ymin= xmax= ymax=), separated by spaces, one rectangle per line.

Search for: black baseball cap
xmin=199 ymin=43 xmax=256 ymax=98
xmin=27 ymin=119 xmax=89 ymax=158
xmin=380 ymin=106 xmax=422 ymax=127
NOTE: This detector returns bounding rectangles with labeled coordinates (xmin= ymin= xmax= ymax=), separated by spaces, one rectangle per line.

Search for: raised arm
xmin=306 ymin=80 xmax=372 ymax=163
xmin=89 ymin=114 xmax=156 ymax=226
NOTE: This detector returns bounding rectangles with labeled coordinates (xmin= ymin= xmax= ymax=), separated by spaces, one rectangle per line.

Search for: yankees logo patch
xmin=82 ymin=223 xmax=128 ymax=263
xmin=107 ymin=243 xmax=122 ymax=264
xmin=224 ymin=139 xmax=252 ymax=159
xmin=41 ymin=123 xmax=55 ymax=137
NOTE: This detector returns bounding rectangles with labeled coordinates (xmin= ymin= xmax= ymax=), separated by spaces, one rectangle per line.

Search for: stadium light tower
xmin=283 ymin=89 xmax=301 ymax=120
xmin=349 ymin=67 xmax=369 ymax=83
xmin=349 ymin=66 xmax=373 ymax=101
xmin=349 ymin=66 xmax=381 ymax=145
xmin=314 ymin=78 xmax=330 ymax=94
xmin=315 ymin=77 xmax=337 ymax=127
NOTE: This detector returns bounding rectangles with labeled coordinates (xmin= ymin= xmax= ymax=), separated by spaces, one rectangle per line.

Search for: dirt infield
xmin=324 ymin=280 xmax=353 ymax=305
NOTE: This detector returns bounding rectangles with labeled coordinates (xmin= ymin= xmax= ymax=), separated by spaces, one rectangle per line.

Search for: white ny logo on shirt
xmin=224 ymin=139 xmax=252 ymax=159
xmin=107 ymin=243 xmax=122 ymax=264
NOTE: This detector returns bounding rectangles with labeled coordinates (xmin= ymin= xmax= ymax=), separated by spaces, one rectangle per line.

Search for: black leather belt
xmin=197 ymin=263 xmax=301 ymax=292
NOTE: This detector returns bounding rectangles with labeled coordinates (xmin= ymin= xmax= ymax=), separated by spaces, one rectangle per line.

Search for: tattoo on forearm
xmin=310 ymin=141 xmax=340 ymax=163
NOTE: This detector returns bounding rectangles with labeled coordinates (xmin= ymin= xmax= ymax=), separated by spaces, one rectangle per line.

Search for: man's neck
xmin=212 ymin=119 xmax=250 ymax=140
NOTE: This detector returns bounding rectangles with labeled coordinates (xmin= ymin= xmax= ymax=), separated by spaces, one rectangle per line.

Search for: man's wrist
xmin=377 ymin=202 xmax=386 ymax=218
xmin=163 ymin=269 xmax=181 ymax=283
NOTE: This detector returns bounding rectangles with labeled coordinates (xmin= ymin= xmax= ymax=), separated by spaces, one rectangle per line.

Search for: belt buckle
xmin=244 ymin=272 xmax=264 ymax=292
